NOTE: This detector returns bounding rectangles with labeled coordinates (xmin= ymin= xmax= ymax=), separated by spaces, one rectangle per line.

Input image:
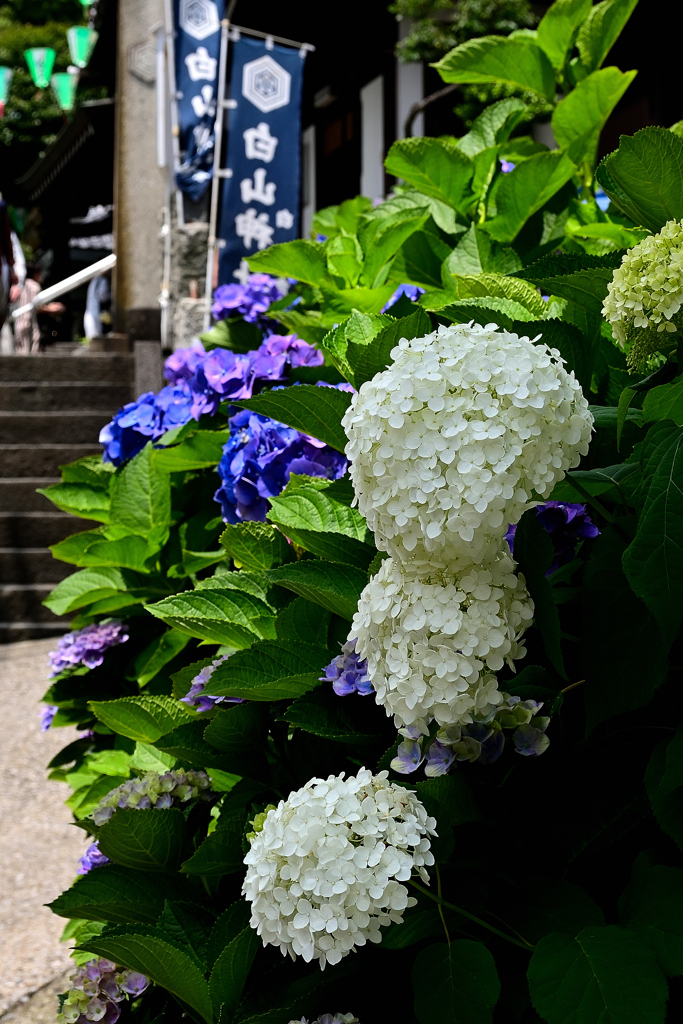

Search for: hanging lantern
xmin=51 ymin=68 xmax=79 ymax=112
xmin=24 ymin=47 xmax=56 ymax=89
xmin=0 ymin=66 xmax=13 ymax=117
xmin=67 ymin=26 xmax=98 ymax=69
xmin=79 ymin=0 xmax=93 ymax=6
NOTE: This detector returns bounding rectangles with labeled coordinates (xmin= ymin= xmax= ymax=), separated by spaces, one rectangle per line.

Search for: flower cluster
xmin=40 ymin=704 xmax=58 ymax=731
xmin=99 ymin=386 xmax=194 ymax=465
xmin=381 ymin=283 xmax=425 ymax=312
xmin=58 ymin=959 xmax=148 ymax=1024
xmin=343 ymin=322 xmax=593 ymax=567
xmin=321 ymin=640 xmax=373 ymax=696
xmin=92 ymin=770 xmax=212 ymax=825
xmin=212 ymin=273 xmax=285 ymax=330
xmin=242 ymin=768 xmax=436 ymax=967
xmin=48 ymin=621 xmax=130 ymax=676
xmin=391 ymin=693 xmax=550 ymax=776
xmin=352 ymin=553 xmax=533 ymax=735
xmin=181 ymin=653 xmax=244 ymax=712
xmin=505 ymin=501 xmax=599 ymax=573
xmin=603 ymin=219 xmax=683 ymax=367
xmin=77 ymin=840 xmax=110 ymax=875
xmin=215 ymin=408 xmax=347 ymax=523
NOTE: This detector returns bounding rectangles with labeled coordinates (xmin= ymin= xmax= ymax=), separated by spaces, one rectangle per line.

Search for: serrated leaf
xmin=536 ymin=0 xmax=593 ymax=70
xmin=358 ymin=209 xmax=430 ymax=288
xmin=50 ymin=531 xmax=154 ymax=572
xmin=153 ymin=430 xmax=229 ymax=472
xmin=157 ymin=901 xmax=213 ymax=967
xmin=576 ymin=0 xmax=639 ymax=74
xmin=207 ymin=903 xmax=251 ymax=969
xmin=412 ymin=941 xmax=500 ymax=1024
xmin=527 ymin=926 xmax=667 ymax=1024
xmin=280 ymin=687 xmax=376 ymax=744
xmin=486 ymin=151 xmax=578 ymax=242
xmin=620 ymin=863 xmax=683 ymax=976
xmin=209 ymin=928 xmax=260 ymax=1016
xmin=199 ymin=316 xmax=262 ymax=353
xmin=552 ymin=67 xmax=637 ymax=171
xmin=346 ymin=308 xmax=432 ymax=388
xmin=134 ymin=629 xmax=191 ymax=687
xmin=596 ymin=126 xmax=683 ymax=231
xmin=517 ymin=251 xmax=621 ymax=315
xmin=109 ymin=444 xmax=171 ymax=551
xmin=204 ymin=703 xmax=266 ymax=754
xmin=435 ymin=34 xmax=555 ymax=100
xmin=146 ymin=589 xmax=277 ymax=647
xmin=267 ymin=483 xmax=370 ymax=541
xmin=443 ymin=224 xmax=522 ymax=278
xmin=456 ymin=97 xmax=527 ymax=157
xmin=219 ymin=522 xmax=294 ymax=571
xmin=438 ymin=296 xmax=536 ymax=330
xmin=232 ymin=384 xmax=351 ymax=454
xmin=384 ymin=137 xmax=474 ymax=210
xmin=48 ymin=865 xmax=170 ymax=925
xmin=155 ymin=721 xmax=241 ymax=771
xmin=89 ymin=695 xmax=193 ymax=743
xmin=181 ymin=811 xmax=246 ymax=877
xmin=97 ymin=808 xmax=185 ymax=872
xmin=36 ymin=482 xmax=111 ymax=522
xmin=275 ymin=597 xmax=331 ymax=646
xmin=266 ymin=560 xmax=366 ymax=619
xmin=390 ymin=227 xmax=454 ymax=289
xmin=642 ymin=377 xmax=683 ymax=425
xmin=247 ymin=239 xmax=334 ymax=286
xmin=449 ymin=272 xmax=547 ymax=314
xmin=205 ymin=639 xmax=330 ymax=701
xmin=43 ymin=567 xmax=147 ymax=615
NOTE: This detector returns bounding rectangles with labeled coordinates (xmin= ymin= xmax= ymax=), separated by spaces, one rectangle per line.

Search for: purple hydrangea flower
xmin=214 ymin=408 xmax=347 ymax=523
xmin=390 ymin=728 xmax=425 ymax=775
xmin=40 ymin=704 xmax=58 ymax=731
xmin=212 ymin=273 xmax=284 ymax=329
xmin=77 ymin=841 xmax=110 ymax=875
xmin=58 ymin=959 xmax=148 ymax=1024
xmin=99 ymin=385 xmax=193 ymax=465
xmin=513 ymin=722 xmax=550 ymax=756
xmin=49 ymin=622 xmax=129 ymax=676
xmin=164 ymin=342 xmax=207 ymax=386
xmin=180 ymin=654 xmax=245 ymax=712
xmin=424 ymin=739 xmax=455 ymax=777
xmin=381 ymin=283 xmax=425 ymax=313
xmin=500 ymin=159 xmax=516 ymax=173
xmin=322 ymin=639 xmax=373 ymax=696
xmin=505 ymin=501 xmax=599 ymax=574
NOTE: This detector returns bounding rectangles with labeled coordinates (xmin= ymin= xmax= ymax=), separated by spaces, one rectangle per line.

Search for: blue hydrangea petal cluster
xmin=99 ymin=386 xmax=193 ymax=465
xmin=381 ymin=283 xmax=425 ymax=313
xmin=92 ymin=770 xmax=212 ymax=826
xmin=212 ymin=273 xmax=284 ymax=330
xmin=77 ymin=840 xmax=110 ymax=875
xmin=48 ymin=622 xmax=129 ymax=676
xmin=181 ymin=654 xmax=245 ymax=712
xmin=321 ymin=640 xmax=373 ymax=696
xmin=40 ymin=704 xmax=58 ymax=731
xmin=390 ymin=694 xmax=550 ymax=776
xmin=505 ymin=500 xmax=599 ymax=574
xmin=58 ymin=959 xmax=148 ymax=1024
xmin=214 ymin=408 xmax=347 ymax=523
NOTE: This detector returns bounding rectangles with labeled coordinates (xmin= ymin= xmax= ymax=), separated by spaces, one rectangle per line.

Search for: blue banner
xmin=218 ymin=35 xmax=304 ymax=285
xmin=174 ymin=0 xmax=225 ymax=198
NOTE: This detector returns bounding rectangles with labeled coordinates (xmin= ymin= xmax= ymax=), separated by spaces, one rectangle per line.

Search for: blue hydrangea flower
xmin=40 ymin=704 xmax=58 ymax=731
xmin=48 ymin=622 xmax=129 ymax=676
xmin=424 ymin=739 xmax=455 ymax=777
xmin=513 ymin=722 xmax=550 ymax=756
xmin=99 ymin=386 xmax=193 ymax=465
xmin=212 ymin=273 xmax=284 ymax=329
xmin=381 ymin=283 xmax=425 ymax=312
xmin=180 ymin=654 xmax=245 ymax=712
xmin=505 ymin=501 xmax=600 ymax=574
xmin=92 ymin=770 xmax=212 ymax=826
xmin=164 ymin=342 xmax=207 ymax=386
xmin=214 ymin=408 xmax=347 ymax=523
xmin=322 ymin=640 xmax=373 ymax=696
xmin=500 ymin=159 xmax=516 ymax=173
xmin=77 ymin=840 xmax=110 ymax=875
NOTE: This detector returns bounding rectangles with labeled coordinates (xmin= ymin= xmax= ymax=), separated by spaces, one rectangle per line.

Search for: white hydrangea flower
xmin=603 ymin=219 xmax=683 ymax=366
xmin=242 ymin=768 xmax=436 ymax=968
xmin=352 ymin=552 xmax=533 ymax=735
xmin=342 ymin=321 xmax=592 ymax=564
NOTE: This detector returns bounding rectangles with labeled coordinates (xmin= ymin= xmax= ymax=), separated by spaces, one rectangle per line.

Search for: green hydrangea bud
xmin=603 ymin=219 xmax=683 ymax=369
xmin=246 ymin=804 xmax=276 ymax=843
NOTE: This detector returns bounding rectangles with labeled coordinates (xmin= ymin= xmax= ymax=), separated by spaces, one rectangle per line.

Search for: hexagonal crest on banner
xmin=179 ymin=0 xmax=220 ymax=41
xmin=127 ymin=40 xmax=156 ymax=85
xmin=242 ymin=55 xmax=291 ymax=113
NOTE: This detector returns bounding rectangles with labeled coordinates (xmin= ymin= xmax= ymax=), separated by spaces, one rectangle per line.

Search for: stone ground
xmin=0 ymin=638 xmax=83 ymax=1022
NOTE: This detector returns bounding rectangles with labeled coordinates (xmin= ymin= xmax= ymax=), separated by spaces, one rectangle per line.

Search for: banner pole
xmin=203 ymin=16 xmax=231 ymax=331
xmin=164 ymin=0 xmax=184 ymax=227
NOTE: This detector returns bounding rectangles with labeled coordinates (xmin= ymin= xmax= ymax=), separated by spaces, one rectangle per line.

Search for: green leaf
xmin=384 ymin=137 xmax=474 ymax=210
xmin=266 ymin=560 xmax=366 ymax=619
xmin=48 ymin=865 xmax=170 ymax=925
xmin=81 ymin=927 xmax=214 ymax=1023
xmin=359 ymin=209 xmax=431 ymax=288
xmin=134 ymin=630 xmax=191 ymax=687
xmin=527 ymin=926 xmax=667 ymax=1024
xmin=443 ymin=223 xmax=522 ymax=277
xmin=620 ymin=863 xmax=683 ymax=976
xmin=617 ymin=387 xmax=638 ymax=448
xmin=219 ymin=522 xmax=294 ymax=571
xmin=517 ymin=251 xmax=621 ymax=315
xmin=267 ymin=481 xmax=370 ymax=541
xmin=231 ymin=383 xmax=351 ymax=454
xmin=514 ymin=510 xmax=566 ymax=679
xmin=486 ymin=151 xmax=578 ymax=242
xmin=536 ymin=0 xmax=593 ymax=70
xmin=60 ymin=454 xmax=114 ymax=487
xmin=247 ymin=239 xmax=334 ymax=286
xmin=43 ymin=567 xmax=145 ymax=616
xmin=67 ymin=776 xmax=130 ymax=821
xmin=206 ymin=639 xmax=330 ymax=701
xmin=381 ymin=906 xmax=445 ymax=950
xmin=89 ymin=695 xmax=193 ymax=743
xmin=109 ymin=445 xmax=171 ymax=551
xmin=275 ymin=597 xmax=330 ymax=646
xmin=552 ymin=67 xmax=637 ymax=170
xmin=596 ymin=127 xmax=683 ymax=231
xmin=642 ymin=377 xmax=683 ymax=425
xmin=390 ymin=227 xmax=454 ymax=289
xmin=280 ymin=687 xmax=377 ymax=744
xmin=157 ymin=902 xmax=213 ymax=967
xmin=326 ymin=233 xmax=363 ymax=287
xmin=437 ymin=296 xmax=536 ymax=329
xmin=645 ymin=728 xmax=683 ymax=849
xmin=412 ymin=941 xmax=500 ymax=1024
xmin=346 ymin=308 xmax=433 ymax=388
xmin=581 ymin=526 xmax=666 ymax=731
xmin=448 ymin=271 xmax=547 ymax=314
xmin=455 ymin=97 xmax=527 ymax=156
xmin=515 ymin=879 xmax=605 ymax=945
xmin=146 ymin=588 xmax=276 ymax=647
xmin=181 ymin=811 xmax=246 ymax=877
xmin=204 ymin=702 xmax=266 ymax=755
xmin=97 ymin=808 xmax=185 ymax=872
xmin=206 ymin=903 xmax=251 ymax=969
xmin=623 ymin=426 xmax=683 ymax=646
xmin=154 ymin=721 xmax=242 ymax=771
xmin=153 ymin=430 xmax=229 ymax=472
xmin=209 ymin=928 xmax=260 ymax=1017
xmin=576 ymin=0 xmax=639 ymax=73
xmin=435 ymin=34 xmax=556 ymax=101
xmin=36 ymin=482 xmax=111 ymax=522
xmin=199 ymin=317 xmax=262 ymax=353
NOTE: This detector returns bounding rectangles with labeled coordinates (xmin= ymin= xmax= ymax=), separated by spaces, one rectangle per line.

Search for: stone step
xmin=0 ymin=512 xmax=101 ymax=547
xmin=0 ymin=382 xmax=131 ymax=413
xmin=0 ymin=584 xmax=65 ymax=622
xmin=0 ymin=353 xmax=135 ymax=383
xmin=0 ymin=548 xmax=73 ymax=583
xmin=0 ymin=444 xmax=102 ymax=477
xmin=0 ymin=412 xmax=111 ymax=445
xmin=0 ymin=479 xmax=61 ymax=513
xmin=0 ymin=621 xmax=67 ymax=643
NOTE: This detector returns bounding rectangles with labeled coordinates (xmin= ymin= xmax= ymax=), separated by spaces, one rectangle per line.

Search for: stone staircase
xmin=0 ymin=353 xmax=134 ymax=643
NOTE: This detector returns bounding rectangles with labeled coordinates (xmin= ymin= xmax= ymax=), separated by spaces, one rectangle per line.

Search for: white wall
xmin=301 ymin=124 xmax=316 ymax=238
xmin=360 ymin=75 xmax=385 ymax=201
xmin=396 ymin=19 xmax=423 ymax=138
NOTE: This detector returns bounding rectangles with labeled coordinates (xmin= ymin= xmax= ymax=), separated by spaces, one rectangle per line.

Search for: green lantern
xmin=24 ymin=47 xmax=56 ymax=89
xmin=51 ymin=69 xmax=79 ymax=112
xmin=0 ymin=66 xmax=13 ymax=116
xmin=67 ymin=26 xmax=98 ymax=69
